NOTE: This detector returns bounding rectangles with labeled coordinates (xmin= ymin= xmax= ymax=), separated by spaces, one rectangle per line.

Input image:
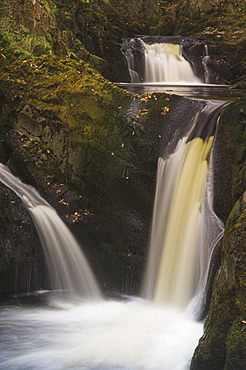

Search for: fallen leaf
xmin=58 ymin=199 xmax=69 ymax=206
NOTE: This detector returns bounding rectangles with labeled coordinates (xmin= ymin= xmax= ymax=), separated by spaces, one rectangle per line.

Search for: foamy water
xmin=143 ymin=42 xmax=200 ymax=84
xmin=0 ymin=295 xmax=203 ymax=370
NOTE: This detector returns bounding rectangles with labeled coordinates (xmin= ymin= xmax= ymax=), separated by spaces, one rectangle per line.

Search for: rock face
xmin=0 ymin=55 xmax=138 ymax=295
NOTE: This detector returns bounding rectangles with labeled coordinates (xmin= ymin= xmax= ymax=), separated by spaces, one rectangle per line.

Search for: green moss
xmin=0 ymin=54 xmax=134 ymax=197
xmin=231 ymin=76 xmax=246 ymax=89
xmin=0 ymin=18 xmax=33 ymax=65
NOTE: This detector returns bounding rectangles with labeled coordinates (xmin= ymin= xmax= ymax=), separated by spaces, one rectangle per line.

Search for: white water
xmin=0 ymin=296 xmax=203 ymax=370
xmin=142 ymin=42 xmax=201 ymax=84
xmin=0 ymin=164 xmax=101 ymax=300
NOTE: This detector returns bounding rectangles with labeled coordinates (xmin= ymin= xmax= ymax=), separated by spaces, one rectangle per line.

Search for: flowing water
xmin=143 ymin=101 xmax=225 ymax=313
xmin=142 ymin=42 xmax=200 ymax=84
xmin=0 ymin=38 xmax=230 ymax=369
xmin=122 ymin=37 xmax=202 ymax=84
xmin=0 ymin=164 xmax=102 ymax=301
xmin=0 ymin=295 xmax=203 ymax=370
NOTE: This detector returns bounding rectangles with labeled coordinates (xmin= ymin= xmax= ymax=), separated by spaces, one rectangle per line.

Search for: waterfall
xmin=0 ymin=164 xmax=102 ymax=301
xmin=121 ymin=37 xmax=203 ymax=84
xmin=143 ymin=41 xmax=200 ymax=83
xmin=142 ymin=100 xmax=225 ymax=313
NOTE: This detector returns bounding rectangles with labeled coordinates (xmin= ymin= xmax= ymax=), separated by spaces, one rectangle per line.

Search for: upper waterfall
xmin=121 ymin=36 xmax=212 ymax=85
xmin=143 ymin=41 xmax=200 ymax=83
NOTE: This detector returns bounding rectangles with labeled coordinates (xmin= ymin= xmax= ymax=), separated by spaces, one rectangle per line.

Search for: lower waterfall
xmin=0 ymin=100 xmax=226 ymax=369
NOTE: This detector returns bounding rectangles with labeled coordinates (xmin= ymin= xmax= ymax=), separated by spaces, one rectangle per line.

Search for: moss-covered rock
xmin=51 ymin=0 xmax=164 ymax=81
xmin=0 ymin=0 xmax=109 ymax=75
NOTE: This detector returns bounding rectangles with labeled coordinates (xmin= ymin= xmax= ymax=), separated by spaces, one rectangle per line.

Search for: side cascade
xmin=142 ymin=100 xmax=227 ymax=317
xmin=0 ymin=164 xmax=102 ymax=301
